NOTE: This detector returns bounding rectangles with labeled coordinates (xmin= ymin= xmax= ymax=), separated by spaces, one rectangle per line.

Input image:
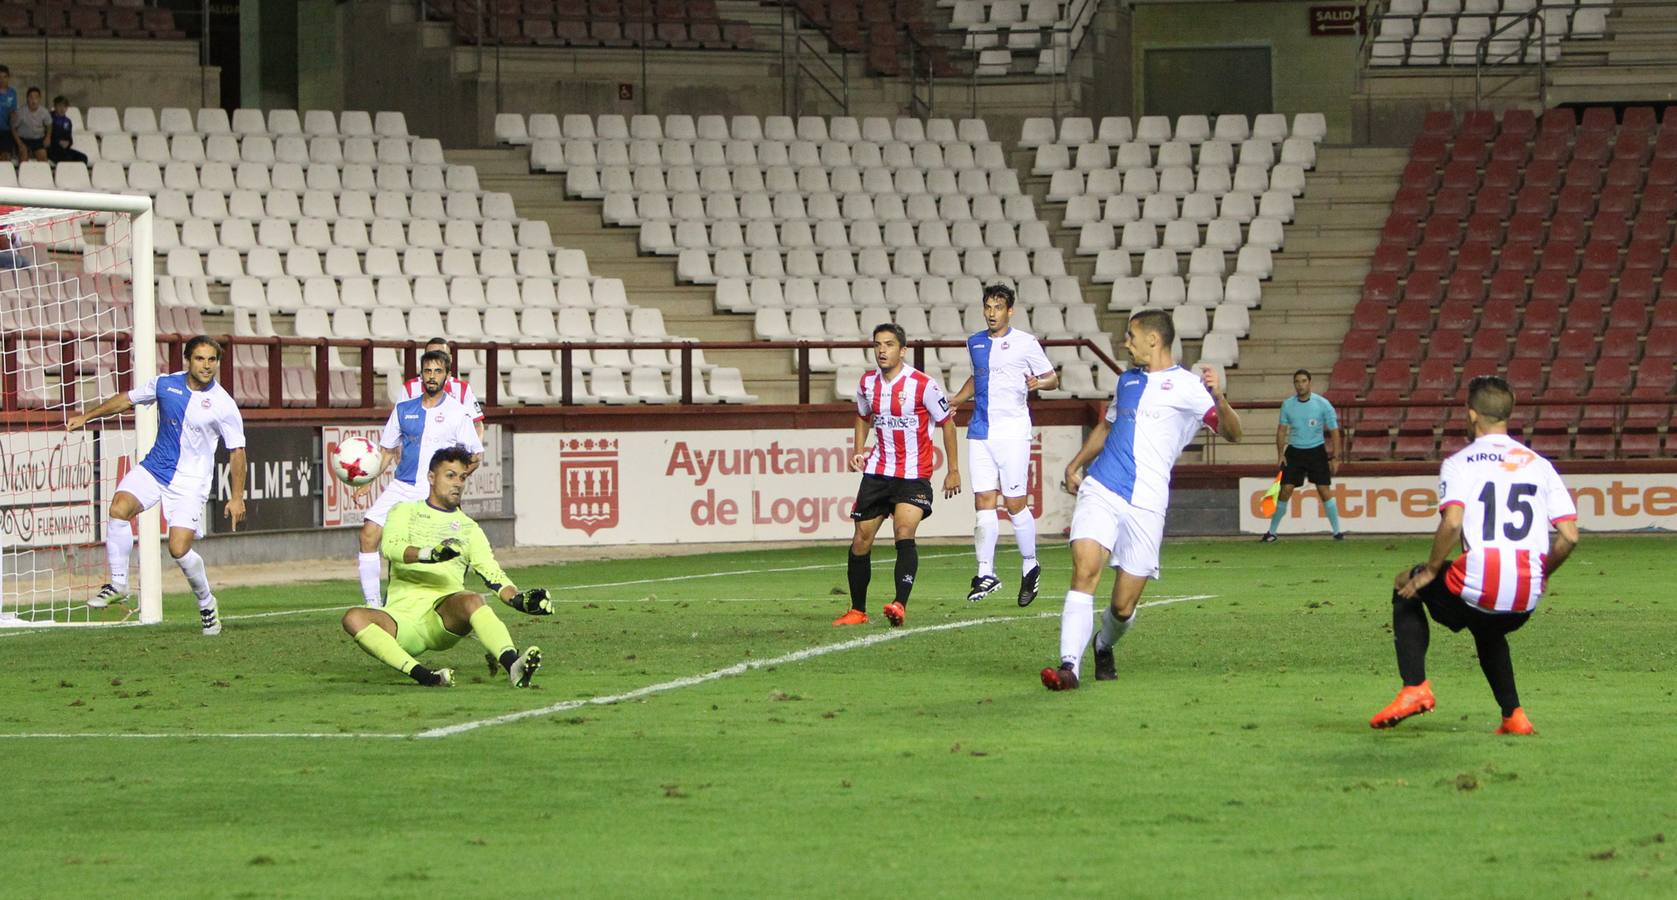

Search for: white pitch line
xmin=0 ymin=731 xmax=408 ymax=740
xmin=561 ymin=551 xmax=972 ymax=590
xmin=414 ymin=593 xmax=1216 ymax=740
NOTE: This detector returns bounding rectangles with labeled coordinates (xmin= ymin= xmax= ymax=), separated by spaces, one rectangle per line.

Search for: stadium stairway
xmin=1020 ymin=142 xmax=1404 ymax=465
xmin=1547 ymin=3 xmax=1677 ymax=105
xmin=451 ymin=147 xmax=805 ymax=403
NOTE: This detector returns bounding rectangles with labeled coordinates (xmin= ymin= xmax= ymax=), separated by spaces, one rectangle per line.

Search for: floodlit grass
xmin=2 ymin=536 xmax=1673 ymax=897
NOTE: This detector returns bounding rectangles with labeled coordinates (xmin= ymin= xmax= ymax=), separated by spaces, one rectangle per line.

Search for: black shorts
xmin=1408 ymin=563 xmax=1531 ymax=637
xmin=851 ymin=474 xmax=934 ymax=522
xmin=18 ymin=136 xmax=42 ymax=155
xmin=1282 ymin=444 xmax=1332 ymax=487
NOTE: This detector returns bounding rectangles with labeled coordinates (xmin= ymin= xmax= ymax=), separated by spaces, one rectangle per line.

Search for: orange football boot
xmin=1369 ymin=680 xmax=1436 ymax=729
xmin=883 ymin=602 xmax=905 ymax=627
xmin=832 ymin=609 xmax=869 ymax=626
xmin=1495 ymin=708 xmax=1536 ymax=735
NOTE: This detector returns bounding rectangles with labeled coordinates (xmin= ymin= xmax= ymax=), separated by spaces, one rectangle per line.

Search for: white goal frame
xmin=0 ymin=187 xmax=160 ymax=625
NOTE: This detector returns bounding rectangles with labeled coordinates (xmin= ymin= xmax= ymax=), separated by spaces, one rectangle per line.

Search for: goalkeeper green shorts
xmin=385 ymin=600 xmax=465 ymax=657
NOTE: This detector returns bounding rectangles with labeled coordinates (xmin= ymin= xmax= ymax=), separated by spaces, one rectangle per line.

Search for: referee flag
xmin=1258 ymin=470 xmax=1283 ymax=518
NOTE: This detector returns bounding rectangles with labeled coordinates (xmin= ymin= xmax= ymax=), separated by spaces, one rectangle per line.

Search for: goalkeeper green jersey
xmin=380 ymin=500 xmax=512 ymax=615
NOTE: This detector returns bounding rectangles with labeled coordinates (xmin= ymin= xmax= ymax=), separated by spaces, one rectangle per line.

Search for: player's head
xmin=52 ymin=95 xmax=67 ymax=113
xmin=424 ymin=337 xmax=450 ymax=356
xmin=24 ymin=87 xmax=39 ymax=108
xmin=419 ymin=350 xmax=450 ymax=396
xmin=1293 ymin=369 xmax=1312 ymax=398
xmin=0 ymin=66 xmax=11 ymax=84
xmin=1124 ymin=310 xmax=1174 ymax=369
xmin=182 ymin=335 xmax=222 ymax=387
xmin=872 ymin=322 xmax=907 ymax=372
xmin=981 ymin=284 xmax=1015 ymax=334
xmin=1466 ymin=374 xmax=1515 ymax=436
xmin=426 ymin=444 xmax=474 ymax=509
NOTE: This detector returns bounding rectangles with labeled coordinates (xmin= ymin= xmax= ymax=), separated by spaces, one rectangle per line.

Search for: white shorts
xmin=115 ymin=466 xmax=209 ymax=538
xmin=364 ymin=478 xmax=428 ymax=526
xmin=1068 ymin=476 xmax=1166 ymax=580
xmin=969 ymin=437 xmax=1031 ymax=497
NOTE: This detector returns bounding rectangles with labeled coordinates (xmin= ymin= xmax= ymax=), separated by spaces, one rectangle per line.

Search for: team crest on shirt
xmin=1160 ymin=379 xmax=1174 ymax=391
xmin=201 ymin=398 xmax=211 ymax=408
xmin=449 ymin=521 xmax=461 ymax=532
xmin=434 ymin=412 xmax=445 ymax=423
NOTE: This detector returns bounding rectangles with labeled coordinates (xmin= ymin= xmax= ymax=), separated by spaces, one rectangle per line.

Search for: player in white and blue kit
xmin=353 ymin=350 xmax=484 ymax=607
xmin=1042 ymin=310 xmax=1243 ymax=690
xmin=950 ymin=284 xmax=1058 ymax=606
xmin=68 ymin=336 xmax=248 ymax=634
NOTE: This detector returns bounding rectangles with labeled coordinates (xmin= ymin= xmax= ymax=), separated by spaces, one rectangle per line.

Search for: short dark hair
xmin=52 ymin=95 xmax=66 ymax=106
xmin=0 ymin=66 xmax=10 ymax=76
xmin=872 ymin=322 xmax=906 ymax=346
xmin=183 ymin=334 xmax=222 ymax=360
xmin=982 ymin=283 xmax=1015 ymax=309
xmin=1129 ymin=309 xmax=1175 ymax=348
xmin=429 ymin=444 xmax=476 ymax=472
xmin=25 ymin=87 xmax=40 ymax=98
xmin=1293 ymin=369 xmax=1312 ymax=380
xmin=419 ymin=349 xmax=451 ymax=370
xmin=425 ymin=337 xmax=449 ymax=349
xmin=1467 ymin=375 xmax=1515 ymax=423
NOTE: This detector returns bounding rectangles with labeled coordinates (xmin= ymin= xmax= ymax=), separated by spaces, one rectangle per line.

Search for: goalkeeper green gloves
xmin=507 ymin=587 xmax=553 ymax=615
xmin=418 ymin=538 xmax=464 ymax=563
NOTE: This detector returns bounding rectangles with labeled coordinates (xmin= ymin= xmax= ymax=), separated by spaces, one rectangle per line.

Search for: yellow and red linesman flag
xmin=1258 ymin=470 xmax=1283 ymax=518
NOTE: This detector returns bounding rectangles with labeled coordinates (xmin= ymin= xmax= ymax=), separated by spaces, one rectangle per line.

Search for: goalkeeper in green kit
xmin=340 ymin=445 xmax=552 ymax=688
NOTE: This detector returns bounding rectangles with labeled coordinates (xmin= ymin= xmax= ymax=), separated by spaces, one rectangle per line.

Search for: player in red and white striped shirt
xmin=1370 ymin=375 xmax=1579 ymax=736
xmin=833 ymin=323 xmax=961 ymax=628
xmin=402 ymin=338 xmax=486 ymax=442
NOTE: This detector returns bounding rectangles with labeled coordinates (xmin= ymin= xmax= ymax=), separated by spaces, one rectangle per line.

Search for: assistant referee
xmin=1262 ymin=369 xmax=1344 ymax=541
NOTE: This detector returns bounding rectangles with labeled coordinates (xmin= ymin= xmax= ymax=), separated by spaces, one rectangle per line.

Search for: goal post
xmin=0 ymin=186 xmax=160 ymax=626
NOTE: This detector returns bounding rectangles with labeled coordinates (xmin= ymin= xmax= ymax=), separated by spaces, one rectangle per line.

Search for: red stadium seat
xmin=1567 ymin=298 xmax=1607 ymax=330
xmin=1449 ymin=138 xmax=1489 ymax=166
xmin=1607 ymin=298 xmax=1651 ymax=333
xmin=1465 ymin=211 xmax=1504 ymax=244
xmin=1555 ymin=184 xmax=1596 ymax=216
xmin=1619 ymin=270 xmax=1657 ymax=306
xmin=1455 ymin=241 xmax=1494 ymax=277
xmin=1486 ymin=273 xmax=1526 ymax=306
xmin=1537 ymin=241 xmax=1580 ymax=278
xmin=1391 ymin=187 xmax=1431 ymax=218
xmin=1624 ymin=106 xmax=1658 ymax=133
xmin=1589 ymin=357 xmax=1635 ymax=398
xmin=1617 ymin=429 xmax=1662 ymax=458
xmin=1522 ymin=299 xmax=1563 ymax=333
xmin=1383 ymin=331 xmax=1424 ymax=362
xmin=1466 ymin=328 xmax=1512 ymax=364
xmin=1400 ymin=161 xmax=1439 ymax=192
xmin=1494 ymin=242 xmax=1537 ymax=279
xmin=1439 ymin=160 xmax=1480 ymax=191
xmin=1421 ymin=214 xmax=1462 ymax=247
xmin=1580 ymin=240 xmax=1621 ymax=275
xmin=1512 ymin=186 xmax=1553 ymax=218
xmin=1571 ymin=431 xmax=1615 ymax=458
xmin=1502 ymin=108 xmax=1537 ymax=138
xmin=1381 ymin=214 xmax=1420 ymax=249
xmin=1490 ymin=133 xmax=1528 ymax=164
xmin=1530 ymin=135 xmax=1571 ymax=165
xmin=1392 ymin=299 xmax=1434 ymax=332
xmin=1460 ymin=110 xmax=1497 ymax=141
xmin=1432 ymin=188 xmax=1472 ymax=218
xmin=1623 ymin=240 xmax=1667 ymax=275
xmin=1349 ymin=433 xmax=1392 ymax=461
xmin=1548 ymin=212 xmax=1588 ymax=247
xmin=1352 ymin=296 xmax=1391 ymax=330
xmin=1443 ymin=275 xmax=1484 ymax=308
xmin=1587 ymin=211 xmax=1629 ymax=245
xmin=1612 ymin=133 xmax=1651 ymax=165
xmin=1541 ymin=107 xmax=1577 ymax=133
xmin=1402 ymin=271 xmax=1444 ymax=305
xmin=1555 ymin=328 xmax=1598 ymax=360
xmin=1598 ymin=186 xmax=1638 ymax=217
xmin=1359 ymin=388 xmax=1405 ymax=433
xmin=1650 ymin=296 xmax=1677 ymax=327
xmin=1649 ymin=158 xmax=1677 ymax=188
xmin=1411 ymin=244 xmax=1452 ymax=274
xmin=1362 ymin=272 xmax=1399 ymax=305
xmin=1470 ymin=189 xmax=1511 ymax=221
xmin=1573 ymin=132 xmax=1613 ymax=163
xmin=1506 ymin=357 xmax=1546 ymax=394
xmin=1644 ymin=326 xmax=1677 ymax=357
xmin=1482 ymin=159 xmax=1522 ymax=190
xmin=1460 ymin=358 xmax=1501 ymax=385
xmin=1631 ymin=210 xmax=1671 ymax=243
xmin=1421 ymin=111 xmax=1456 ymax=136
xmin=1530 ymin=270 xmax=1571 ymax=304
xmin=1424 ymin=330 xmax=1467 ymax=364
xmin=1527 ymin=431 xmax=1570 ymax=457
xmin=1339 ymin=330 xmax=1380 ymax=363
xmin=1415 ymin=358 xmax=1459 ymax=396
xmin=1370 ymin=243 xmax=1410 ymax=275
xmin=1574 ymin=270 xmax=1613 ymax=306
xmin=1392 ymin=434 xmax=1440 ymax=460
xmin=1328 ymin=359 xmax=1369 ymax=398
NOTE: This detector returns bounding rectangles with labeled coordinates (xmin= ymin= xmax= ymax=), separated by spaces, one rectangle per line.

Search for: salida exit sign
xmin=1309 ymin=5 xmax=1361 ymax=36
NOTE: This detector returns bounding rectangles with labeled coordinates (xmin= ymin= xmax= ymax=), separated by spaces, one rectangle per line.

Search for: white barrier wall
xmin=516 ymin=427 xmax=1087 ymax=545
xmin=1238 ymin=474 xmax=1677 ymax=534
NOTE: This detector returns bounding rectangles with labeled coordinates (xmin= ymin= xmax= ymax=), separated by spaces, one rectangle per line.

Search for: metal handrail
xmin=1474 ymin=7 xmax=1549 ymax=110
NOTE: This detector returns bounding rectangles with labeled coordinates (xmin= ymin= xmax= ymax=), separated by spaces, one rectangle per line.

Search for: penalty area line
xmin=415 ymin=592 xmax=1218 ymax=740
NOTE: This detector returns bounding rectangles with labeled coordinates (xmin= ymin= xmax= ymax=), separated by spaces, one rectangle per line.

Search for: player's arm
xmin=224 ymin=446 xmax=247 ymax=530
xmin=1026 ymin=368 xmax=1058 ymax=392
xmin=1201 ymin=367 xmax=1242 ymax=442
xmin=1063 ymin=417 xmax=1111 ymax=494
xmin=1274 ymin=422 xmax=1290 ymax=466
xmin=1545 ymin=518 xmax=1579 ymax=576
xmin=1325 ymin=426 xmax=1342 ymax=476
xmin=949 ymin=376 xmax=975 ymax=407
xmin=939 ymin=416 xmax=961 ymax=498
xmin=849 ymin=414 xmax=871 ymax=472
xmin=468 ymin=527 xmax=553 ymax=615
xmin=1398 ymin=503 xmax=1463 ymax=598
xmin=66 ymin=391 xmax=135 ymax=431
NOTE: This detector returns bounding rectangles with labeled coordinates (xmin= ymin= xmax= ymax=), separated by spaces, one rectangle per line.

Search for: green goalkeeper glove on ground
xmin=419 ymin=538 xmax=464 ymax=563
xmin=508 ymin=588 xmax=553 ymax=615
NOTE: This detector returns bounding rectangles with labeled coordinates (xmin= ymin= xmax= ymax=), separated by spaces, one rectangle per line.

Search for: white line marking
xmin=414 ymin=593 xmax=1217 ymax=740
xmin=0 ymin=731 xmax=408 ymax=740
xmin=562 ymin=551 xmax=972 ymax=590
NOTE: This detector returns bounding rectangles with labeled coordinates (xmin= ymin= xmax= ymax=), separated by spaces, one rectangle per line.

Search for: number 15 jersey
xmin=1437 ymin=433 xmax=1577 ymax=613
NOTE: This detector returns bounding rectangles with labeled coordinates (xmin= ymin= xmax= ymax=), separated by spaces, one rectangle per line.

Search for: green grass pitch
xmin=2 ymin=536 xmax=1673 ymax=897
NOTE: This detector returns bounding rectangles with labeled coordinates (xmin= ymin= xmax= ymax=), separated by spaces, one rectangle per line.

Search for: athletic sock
xmin=353 ymin=623 xmax=423 ymax=677
xmin=467 ymin=605 xmax=516 ymax=658
xmin=1011 ymin=507 xmax=1039 ymax=573
xmin=357 ymin=551 xmax=382 ymax=605
xmin=893 ymin=539 xmax=918 ymax=605
xmin=974 ymin=508 xmax=999 ymax=578
xmin=1325 ymin=498 xmax=1343 ymax=534
xmin=407 ymin=664 xmax=444 ymax=687
xmin=498 ymin=648 xmax=521 ymax=673
xmin=847 ymin=551 xmax=870 ymax=612
xmin=174 ymin=549 xmax=215 ymax=608
xmin=1471 ymin=628 xmax=1521 ymax=717
xmin=1391 ymin=591 xmax=1431 ymax=686
xmin=1095 ymin=603 xmax=1135 ymax=652
xmin=104 ymin=518 xmax=133 ymax=592
xmin=1266 ymin=498 xmax=1289 ymax=535
xmin=1058 ymin=590 xmax=1094 ymax=677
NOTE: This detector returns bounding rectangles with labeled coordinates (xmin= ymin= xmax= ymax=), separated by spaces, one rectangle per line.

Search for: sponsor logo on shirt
xmin=875 ymin=414 xmax=921 ymax=429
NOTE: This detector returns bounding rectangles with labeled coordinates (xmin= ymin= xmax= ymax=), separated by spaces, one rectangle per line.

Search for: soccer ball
xmin=331 ymin=437 xmax=383 ymax=486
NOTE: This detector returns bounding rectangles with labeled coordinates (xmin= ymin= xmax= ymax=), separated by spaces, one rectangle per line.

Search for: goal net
xmin=0 ymin=187 xmax=159 ymax=626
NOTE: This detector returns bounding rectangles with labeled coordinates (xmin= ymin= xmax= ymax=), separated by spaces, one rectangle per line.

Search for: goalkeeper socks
xmin=407 ymin=664 xmax=445 ymax=687
xmin=974 ymin=509 xmax=999 ymax=577
xmin=1266 ymin=498 xmax=1289 ymax=535
xmin=893 ymin=539 xmax=918 ymax=604
xmin=1058 ymin=590 xmax=1095 ymax=676
xmin=1095 ymin=603 xmax=1135 ymax=652
xmin=1325 ymin=498 xmax=1343 ymax=534
xmin=105 ymin=518 xmax=133 ymax=591
xmin=1010 ymin=507 xmax=1038 ymax=571
xmin=357 ymin=551 xmax=382 ymax=605
xmin=498 ymin=648 xmax=520 ymax=673
xmin=174 ymin=549 xmax=213 ymax=605
xmin=847 ymin=550 xmax=870 ymax=612
xmin=467 ymin=605 xmax=516 ymax=659
xmin=353 ymin=623 xmax=424 ymax=678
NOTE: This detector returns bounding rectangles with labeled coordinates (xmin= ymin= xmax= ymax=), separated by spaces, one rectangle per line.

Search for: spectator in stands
xmin=11 ymin=87 xmax=50 ymax=162
xmin=0 ymin=67 xmax=16 ymax=162
xmin=48 ymin=95 xmax=87 ymax=165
